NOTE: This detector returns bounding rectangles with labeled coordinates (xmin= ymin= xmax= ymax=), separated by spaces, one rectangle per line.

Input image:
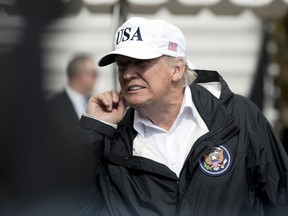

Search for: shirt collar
xmin=180 ymin=85 xmax=193 ymax=114
xmin=133 ymin=86 xmax=198 ymax=137
xmin=65 ymin=85 xmax=87 ymax=118
xmin=183 ymin=85 xmax=207 ymax=127
xmin=66 ymin=85 xmax=85 ymax=102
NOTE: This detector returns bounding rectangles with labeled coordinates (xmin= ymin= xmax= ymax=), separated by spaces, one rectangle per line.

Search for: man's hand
xmin=86 ymin=90 xmax=126 ymax=124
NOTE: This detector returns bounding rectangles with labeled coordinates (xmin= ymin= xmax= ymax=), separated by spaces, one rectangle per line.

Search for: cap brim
xmin=98 ymin=47 xmax=162 ymax=67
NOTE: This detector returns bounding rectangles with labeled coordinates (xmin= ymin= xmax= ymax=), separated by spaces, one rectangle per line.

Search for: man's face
xmin=79 ymin=59 xmax=98 ymax=96
xmin=116 ymin=55 xmax=174 ymax=109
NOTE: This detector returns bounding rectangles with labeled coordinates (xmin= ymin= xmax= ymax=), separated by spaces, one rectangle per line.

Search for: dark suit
xmin=46 ymin=90 xmax=79 ymax=144
xmin=282 ymin=127 xmax=288 ymax=154
xmin=44 ymin=90 xmax=97 ymax=215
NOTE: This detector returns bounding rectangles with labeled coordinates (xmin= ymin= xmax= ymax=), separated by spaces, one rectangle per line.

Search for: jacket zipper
xmin=175 ymin=118 xmax=236 ymax=215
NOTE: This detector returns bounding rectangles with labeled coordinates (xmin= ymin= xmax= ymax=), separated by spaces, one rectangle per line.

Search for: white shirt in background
xmin=66 ymin=85 xmax=87 ymax=119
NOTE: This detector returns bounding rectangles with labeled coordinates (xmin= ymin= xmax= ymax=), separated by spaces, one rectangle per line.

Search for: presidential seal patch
xmin=199 ymin=145 xmax=232 ymax=176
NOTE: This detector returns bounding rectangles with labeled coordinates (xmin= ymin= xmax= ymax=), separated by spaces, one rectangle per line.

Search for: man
xmin=80 ymin=17 xmax=288 ymax=215
xmin=43 ymin=55 xmax=98 ymax=213
xmin=46 ymin=54 xmax=98 ymax=144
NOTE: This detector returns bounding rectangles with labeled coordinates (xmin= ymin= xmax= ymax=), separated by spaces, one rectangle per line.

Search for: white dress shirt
xmin=133 ymin=86 xmax=209 ymax=177
xmin=66 ymin=85 xmax=87 ymax=119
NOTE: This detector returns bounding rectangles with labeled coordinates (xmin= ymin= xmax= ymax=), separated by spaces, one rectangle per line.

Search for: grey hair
xmin=184 ymin=65 xmax=197 ymax=86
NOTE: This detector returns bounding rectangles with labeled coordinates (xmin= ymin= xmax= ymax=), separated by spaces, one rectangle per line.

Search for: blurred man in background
xmin=46 ymin=54 xmax=98 ymax=144
xmin=42 ymin=54 xmax=99 ymax=215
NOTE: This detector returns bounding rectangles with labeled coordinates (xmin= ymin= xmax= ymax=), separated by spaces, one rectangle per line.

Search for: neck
xmin=68 ymin=81 xmax=85 ymax=96
xmin=136 ymin=88 xmax=185 ymax=131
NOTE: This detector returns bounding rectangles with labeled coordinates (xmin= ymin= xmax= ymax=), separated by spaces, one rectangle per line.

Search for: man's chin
xmin=127 ymin=102 xmax=141 ymax=108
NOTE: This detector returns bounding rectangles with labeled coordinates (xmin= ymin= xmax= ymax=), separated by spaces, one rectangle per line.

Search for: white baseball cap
xmin=98 ymin=17 xmax=195 ymax=69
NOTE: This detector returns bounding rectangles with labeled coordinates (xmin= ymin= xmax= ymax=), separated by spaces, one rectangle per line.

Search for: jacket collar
xmin=189 ymin=69 xmax=239 ymax=143
xmin=194 ymin=69 xmax=234 ymax=105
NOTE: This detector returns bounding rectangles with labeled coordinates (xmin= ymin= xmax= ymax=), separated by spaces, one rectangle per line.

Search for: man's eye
xmin=117 ymin=64 xmax=125 ymax=70
xmin=136 ymin=60 xmax=150 ymax=67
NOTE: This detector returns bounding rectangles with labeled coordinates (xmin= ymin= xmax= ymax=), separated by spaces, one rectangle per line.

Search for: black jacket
xmin=79 ymin=70 xmax=288 ymax=216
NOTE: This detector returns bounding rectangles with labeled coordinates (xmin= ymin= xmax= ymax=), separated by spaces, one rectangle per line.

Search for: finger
xmin=118 ymin=90 xmax=128 ymax=109
xmin=104 ymin=90 xmax=120 ymax=111
xmin=103 ymin=91 xmax=112 ymax=111
xmin=94 ymin=92 xmax=113 ymax=111
xmin=117 ymin=94 xmax=126 ymax=113
xmin=111 ymin=90 xmax=120 ymax=105
xmin=89 ymin=90 xmax=120 ymax=112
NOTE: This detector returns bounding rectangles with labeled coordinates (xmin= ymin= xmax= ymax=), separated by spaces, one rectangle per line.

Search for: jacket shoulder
xmin=228 ymin=94 xmax=261 ymax=114
xmin=46 ymin=91 xmax=69 ymax=105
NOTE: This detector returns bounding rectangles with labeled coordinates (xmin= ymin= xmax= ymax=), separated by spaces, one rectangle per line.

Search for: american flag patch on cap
xmin=168 ymin=42 xmax=177 ymax=51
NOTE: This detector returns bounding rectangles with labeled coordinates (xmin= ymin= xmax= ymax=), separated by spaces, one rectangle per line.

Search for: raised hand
xmin=86 ymin=90 xmax=126 ymax=124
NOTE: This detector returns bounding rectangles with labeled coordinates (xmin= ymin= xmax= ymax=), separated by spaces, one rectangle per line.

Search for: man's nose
xmin=122 ymin=64 xmax=138 ymax=80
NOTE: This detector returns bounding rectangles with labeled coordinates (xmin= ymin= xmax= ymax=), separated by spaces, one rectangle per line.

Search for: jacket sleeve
xmin=79 ymin=115 xmax=116 ymax=160
xmin=248 ymin=106 xmax=288 ymax=215
xmin=76 ymin=115 xmax=116 ymax=215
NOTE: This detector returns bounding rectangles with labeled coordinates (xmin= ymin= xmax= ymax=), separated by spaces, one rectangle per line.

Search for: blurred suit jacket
xmin=45 ymin=90 xmax=79 ymax=145
xmin=44 ymin=90 xmax=96 ymax=202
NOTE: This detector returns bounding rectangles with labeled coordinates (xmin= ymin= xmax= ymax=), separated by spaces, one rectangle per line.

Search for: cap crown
xmin=98 ymin=17 xmax=195 ymax=68
xmin=114 ymin=17 xmax=187 ymax=58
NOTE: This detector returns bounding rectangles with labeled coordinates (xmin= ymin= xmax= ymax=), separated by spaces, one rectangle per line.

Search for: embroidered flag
xmin=168 ymin=42 xmax=177 ymax=51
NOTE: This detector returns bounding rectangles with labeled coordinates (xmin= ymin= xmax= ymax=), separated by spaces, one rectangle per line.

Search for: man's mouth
xmin=128 ymin=85 xmax=145 ymax=91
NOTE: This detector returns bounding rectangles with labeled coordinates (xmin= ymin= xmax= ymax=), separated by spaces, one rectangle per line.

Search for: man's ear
xmin=172 ymin=58 xmax=186 ymax=82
